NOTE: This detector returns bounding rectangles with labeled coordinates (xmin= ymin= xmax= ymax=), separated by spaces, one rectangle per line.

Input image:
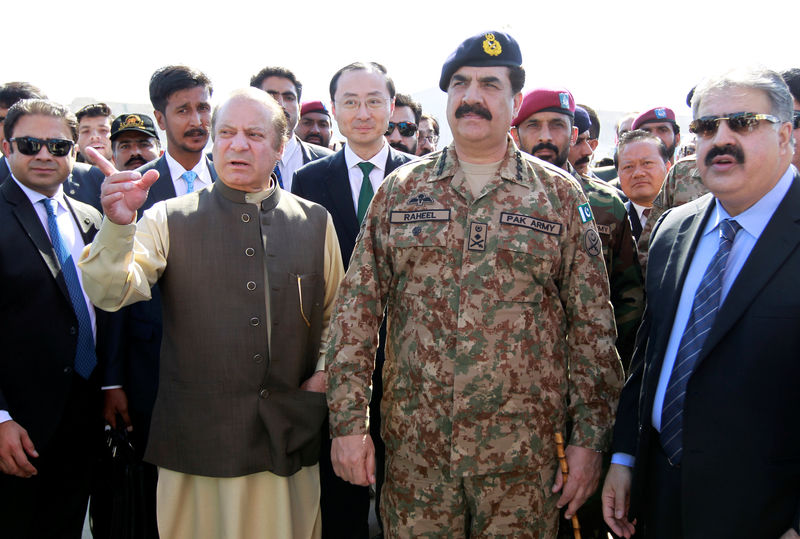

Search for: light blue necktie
xmin=660 ymin=218 xmax=741 ymax=464
xmin=182 ymin=170 xmax=198 ymax=193
xmin=42 ymin=198 xmax=97 ymax=380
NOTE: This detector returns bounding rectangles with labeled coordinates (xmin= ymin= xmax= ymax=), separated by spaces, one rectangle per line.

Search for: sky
xmin=4 ymin=0 xmax=799 ymax=156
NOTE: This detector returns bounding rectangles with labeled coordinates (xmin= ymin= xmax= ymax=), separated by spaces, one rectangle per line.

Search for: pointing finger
xmin=85 ymin=146 xmax=119 ymax=177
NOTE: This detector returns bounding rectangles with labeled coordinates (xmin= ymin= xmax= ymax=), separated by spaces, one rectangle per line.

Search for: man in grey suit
xmin=250 ymin=66 xmax=333 ymax=191
xmin=293 ymin=61 xmax=414 ymax=539
xmin=603 ymin=67 xmax=800 ymax=539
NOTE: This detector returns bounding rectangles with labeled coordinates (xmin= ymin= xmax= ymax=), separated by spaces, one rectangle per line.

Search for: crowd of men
xmin=0 ymin=29 xmax=798 ymax=539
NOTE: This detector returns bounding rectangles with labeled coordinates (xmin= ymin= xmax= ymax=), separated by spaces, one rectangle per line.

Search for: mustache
xmin=389 ymin=141 xmax=412 ymax=154
xmin=575 ymin=156 xmax=591 ymax=166
xmin=531 ymin=142 xmax=561 ymax=155
xmin=705 ymin=144 xmax=744 ymax=166
xmin=184 ymin=128 xmax=208 ymax=138
xmin=304 ymin=134 xmax=323 ymax=144
xmin=455 ymin=103 xmax=492 ymax=120
xmin=125 ymin=155 xmax=147 ymax=168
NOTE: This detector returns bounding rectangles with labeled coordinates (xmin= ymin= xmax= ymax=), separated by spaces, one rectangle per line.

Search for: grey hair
xmin=691 ymin=66 xmax=794 ymax=124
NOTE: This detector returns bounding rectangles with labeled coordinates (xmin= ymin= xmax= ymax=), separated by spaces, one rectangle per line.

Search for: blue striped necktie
xmin=42 ymin=198 xmax=97 ymax=380
xmin=660 ymin=218 xmax=741 ymax=464
xmin=182 ymin=170 xmax=197 ymax=193
xmin=273 ymin=165 xmax=284 ymax=189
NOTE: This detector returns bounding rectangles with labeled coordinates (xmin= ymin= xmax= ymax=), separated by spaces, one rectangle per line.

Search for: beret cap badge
xmin=482 ymin=33 xmax=502 ymax=56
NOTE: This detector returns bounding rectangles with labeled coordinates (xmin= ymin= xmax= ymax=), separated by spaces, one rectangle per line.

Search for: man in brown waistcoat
xmin=79 ymin=87 xmax=344 ymax=539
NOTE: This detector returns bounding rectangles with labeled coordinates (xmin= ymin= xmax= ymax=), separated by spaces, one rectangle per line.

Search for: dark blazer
xmin=298 ymin=137 xmax=334 ymax=165
xmin=613 ymin=175 xmax=800 ymax=537
xmin=292 ymin=146 xmax=413 ymax=266
xmin=65 ymin=162 xmax=105 ymax=213
xmin=0 ymin=157 xmax=9 ymax=183
xmin=104 ymin=153 xmax=217 ymax=414
xmin=625 ymin=200 xmax=643 ymax=242
xmin=0 ymin=178 xmax=116 ymax=448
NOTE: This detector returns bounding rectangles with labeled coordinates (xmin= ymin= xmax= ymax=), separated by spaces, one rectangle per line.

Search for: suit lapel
xmin=2 ymin=179 xmax=70 ymax=301
xmin=148 ymin=155 xmax=177 ymax=203
xmin=64 ymin=197 xmax=97 ymax=245
xmin=326 ymin=151 xmax=360 ymax=239
xmin=205 ymin=155 xmax=219 ymax=183
xmin=700 ymin=175 xmax=800 ymax=361
xmin=385 ymin=147 xmax=408 ymax=175
xmin=298 ymin=137 xmax=312 ymax=165
xmin=627 ymin=201 xmax=643 ymax=241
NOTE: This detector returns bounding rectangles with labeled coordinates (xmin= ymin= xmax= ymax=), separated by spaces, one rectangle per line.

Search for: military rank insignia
xmin=578 ymin=203 xmax=594 ymax=223
xmin=468 ymin=221 xmax=487 ymax=251
xmin=482 ymin=33 xmax=502 ymax=56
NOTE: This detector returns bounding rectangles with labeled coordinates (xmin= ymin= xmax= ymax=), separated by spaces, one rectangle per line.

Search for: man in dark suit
xmin=94 ymin=65 xmax=216 ymax=539
xmin=250 ymin=66 xmax=333 ymax=191
xmin=0 ymin=98 xmax=119 ymax=538
xmin=0 ymin=82 xmax=47 ymax=183
xmin=293 ymin=61 xmax=413 ymax=539
xmin=603 ymin=67 xmax=800 ymax=539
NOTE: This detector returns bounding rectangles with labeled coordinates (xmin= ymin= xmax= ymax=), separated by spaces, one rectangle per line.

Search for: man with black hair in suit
xmin=0 ymin=98 xmax=120 ymax=538
xmin=0 ymin=82 xmax=47 ymax=182
xmin=251 ymin=66 xmax=333 ymax=191
xmin=293 ymin=61 xmax=413 ymax=539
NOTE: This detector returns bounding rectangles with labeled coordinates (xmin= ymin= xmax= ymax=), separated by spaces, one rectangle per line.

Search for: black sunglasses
xmin=385 ymin=121 xmax=418 ymax=137
xmin=689 ymin=112 xmax=781 ymax=138
xmin=793 ymin=111 xmax=800 ymax=130
xmin=10 ymin=136 xmax=74 ymax=157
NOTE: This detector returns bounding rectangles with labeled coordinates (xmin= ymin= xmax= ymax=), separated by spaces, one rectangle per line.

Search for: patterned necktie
xmin=273 ymin=165 xmax=284 ymax=189
xmin=660 ymin=218 xmax=741 ymax=464
xmin=42 ymin=199 xmax=97 ymax=380
xmin=356 ymin=162 xmax=376 ymax=224
xmin=181 ymin=170 xmax=198 ymax=193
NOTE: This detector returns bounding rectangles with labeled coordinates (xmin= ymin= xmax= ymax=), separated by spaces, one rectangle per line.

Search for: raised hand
xmin=84 ymin=147 xmax=159 ymax=225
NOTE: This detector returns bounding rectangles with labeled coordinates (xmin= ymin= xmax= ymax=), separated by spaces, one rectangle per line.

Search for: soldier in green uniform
xmin=512 ymin=87 xmax=644 ymax=370
xmin=325 ymin=31 xmax=623 ymax=538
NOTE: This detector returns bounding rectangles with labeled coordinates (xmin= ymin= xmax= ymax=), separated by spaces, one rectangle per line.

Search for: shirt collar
xmin=165 ymin=149 xmax=210 ymax=184
xmin=706 ymin=164 xmax=795 ymax=241
xmin=344 ymin=140 xmax=388 ymax=172
xmin=281 ymin=135 xmax=300 ymax=163
xmin=11 ymin=173 xmax=67 ymax=211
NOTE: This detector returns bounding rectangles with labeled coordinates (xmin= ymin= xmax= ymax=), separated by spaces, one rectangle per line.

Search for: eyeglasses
xmin=688 ymin=112 xmax=781 ymax=138
xmin=419 ymin=133 xmax=439 ymax=143
xmin=336 ymin=97 xmax=388 ymax=111
xmin=385 ymin=122 xmax=418 ymax=137
xmin=10 ymin=136 xmax=75 ymax=157
xmin=793 ymin=111 xmax=800 ymax=130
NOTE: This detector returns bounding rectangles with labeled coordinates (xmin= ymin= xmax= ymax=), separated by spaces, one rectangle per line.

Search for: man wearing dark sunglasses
xmin=0 ymin=98 xmax=121 ymax=538
xmin=386 ymin=93 xmax=422 ymax=155
xmin=604 ymin=67 xmax=800 ymax=539
xmin=0 ymin=82 xmax=47 ymax=184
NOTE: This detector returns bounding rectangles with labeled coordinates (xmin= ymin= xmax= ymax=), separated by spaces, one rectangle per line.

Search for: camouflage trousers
xmin=381 ymin=453 xmax=560 ymax=538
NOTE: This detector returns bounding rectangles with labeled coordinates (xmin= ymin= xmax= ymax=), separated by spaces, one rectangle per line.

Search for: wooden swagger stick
xmin=555 ymin=432 xmax=582 ymax=539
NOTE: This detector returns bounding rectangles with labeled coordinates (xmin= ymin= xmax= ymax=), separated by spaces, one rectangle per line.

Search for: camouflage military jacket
xmin=571 ymin=167 xmax=644 ymax=370
xmin=326 ymin=139 xmax=623 ymax=476
xmin=638 ymin=155 xmax=707 ymax=271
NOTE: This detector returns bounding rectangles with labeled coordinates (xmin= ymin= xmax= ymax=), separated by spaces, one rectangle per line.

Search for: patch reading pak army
xmin=584 ymin=228 xmax=602 ymax=257
xmin=482 ymin=33 xmax=502 ymax=56
xmin=406 ymin=193 xmax=435 ymax=206
xmin=469 ymin=221 xmax=488 ymax=251
xmin=578 ymin=203 xmax=594 ymax=223
xmin=500 ymin=212 xmax=562 ymax=236
xmin=390 ymin=209 xmax=451 ymax=224
xmin=596 ymin=224 xmax=611 ymax=235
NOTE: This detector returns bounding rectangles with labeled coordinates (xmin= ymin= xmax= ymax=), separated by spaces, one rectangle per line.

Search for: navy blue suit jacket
xmin=613 ymin=174 xmax=800 ymax=537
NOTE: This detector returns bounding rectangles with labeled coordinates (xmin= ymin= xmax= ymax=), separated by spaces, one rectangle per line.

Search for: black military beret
xmin=439 ymin=31 xmax=522 ymax=91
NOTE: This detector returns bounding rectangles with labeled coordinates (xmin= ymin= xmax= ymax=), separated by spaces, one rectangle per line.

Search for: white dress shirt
xmin=277 ymin=135 xmax=304 ymax=192
xmin=165 ymin=150 xmax=212 ymax=196
xmin=344 ymin=141 xmax=389 ymax=212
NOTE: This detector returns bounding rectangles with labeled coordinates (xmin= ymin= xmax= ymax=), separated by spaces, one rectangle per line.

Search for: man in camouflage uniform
xmin=637 ymin=154 xmax=708 ymax=270
xmin=512 ymin=87 xmax=644 ymax=369
xmin=326 ymin=31 xmax=623 ymax=538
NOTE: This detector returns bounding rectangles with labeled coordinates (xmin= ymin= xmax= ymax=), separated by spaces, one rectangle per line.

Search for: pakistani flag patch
xmin=578 ymin=203 xmax=594 ymax=223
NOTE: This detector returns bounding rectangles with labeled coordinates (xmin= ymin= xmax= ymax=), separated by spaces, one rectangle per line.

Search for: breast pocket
xmin=290 ymin=272 xmax=322 ymax=328
xmin=388 ymin=220 xmax=450 ymax=298
xmin=492 ymin=232 xmax=557 ymax=303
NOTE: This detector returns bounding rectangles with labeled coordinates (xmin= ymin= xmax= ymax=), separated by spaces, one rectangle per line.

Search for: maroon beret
xmin=300 ymin=100 xmax=330 ymax=117
xmin=632 ymin=107 xmax=676 ymax=129
xmin=512 ymin=87 xmax=575 ymax=127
